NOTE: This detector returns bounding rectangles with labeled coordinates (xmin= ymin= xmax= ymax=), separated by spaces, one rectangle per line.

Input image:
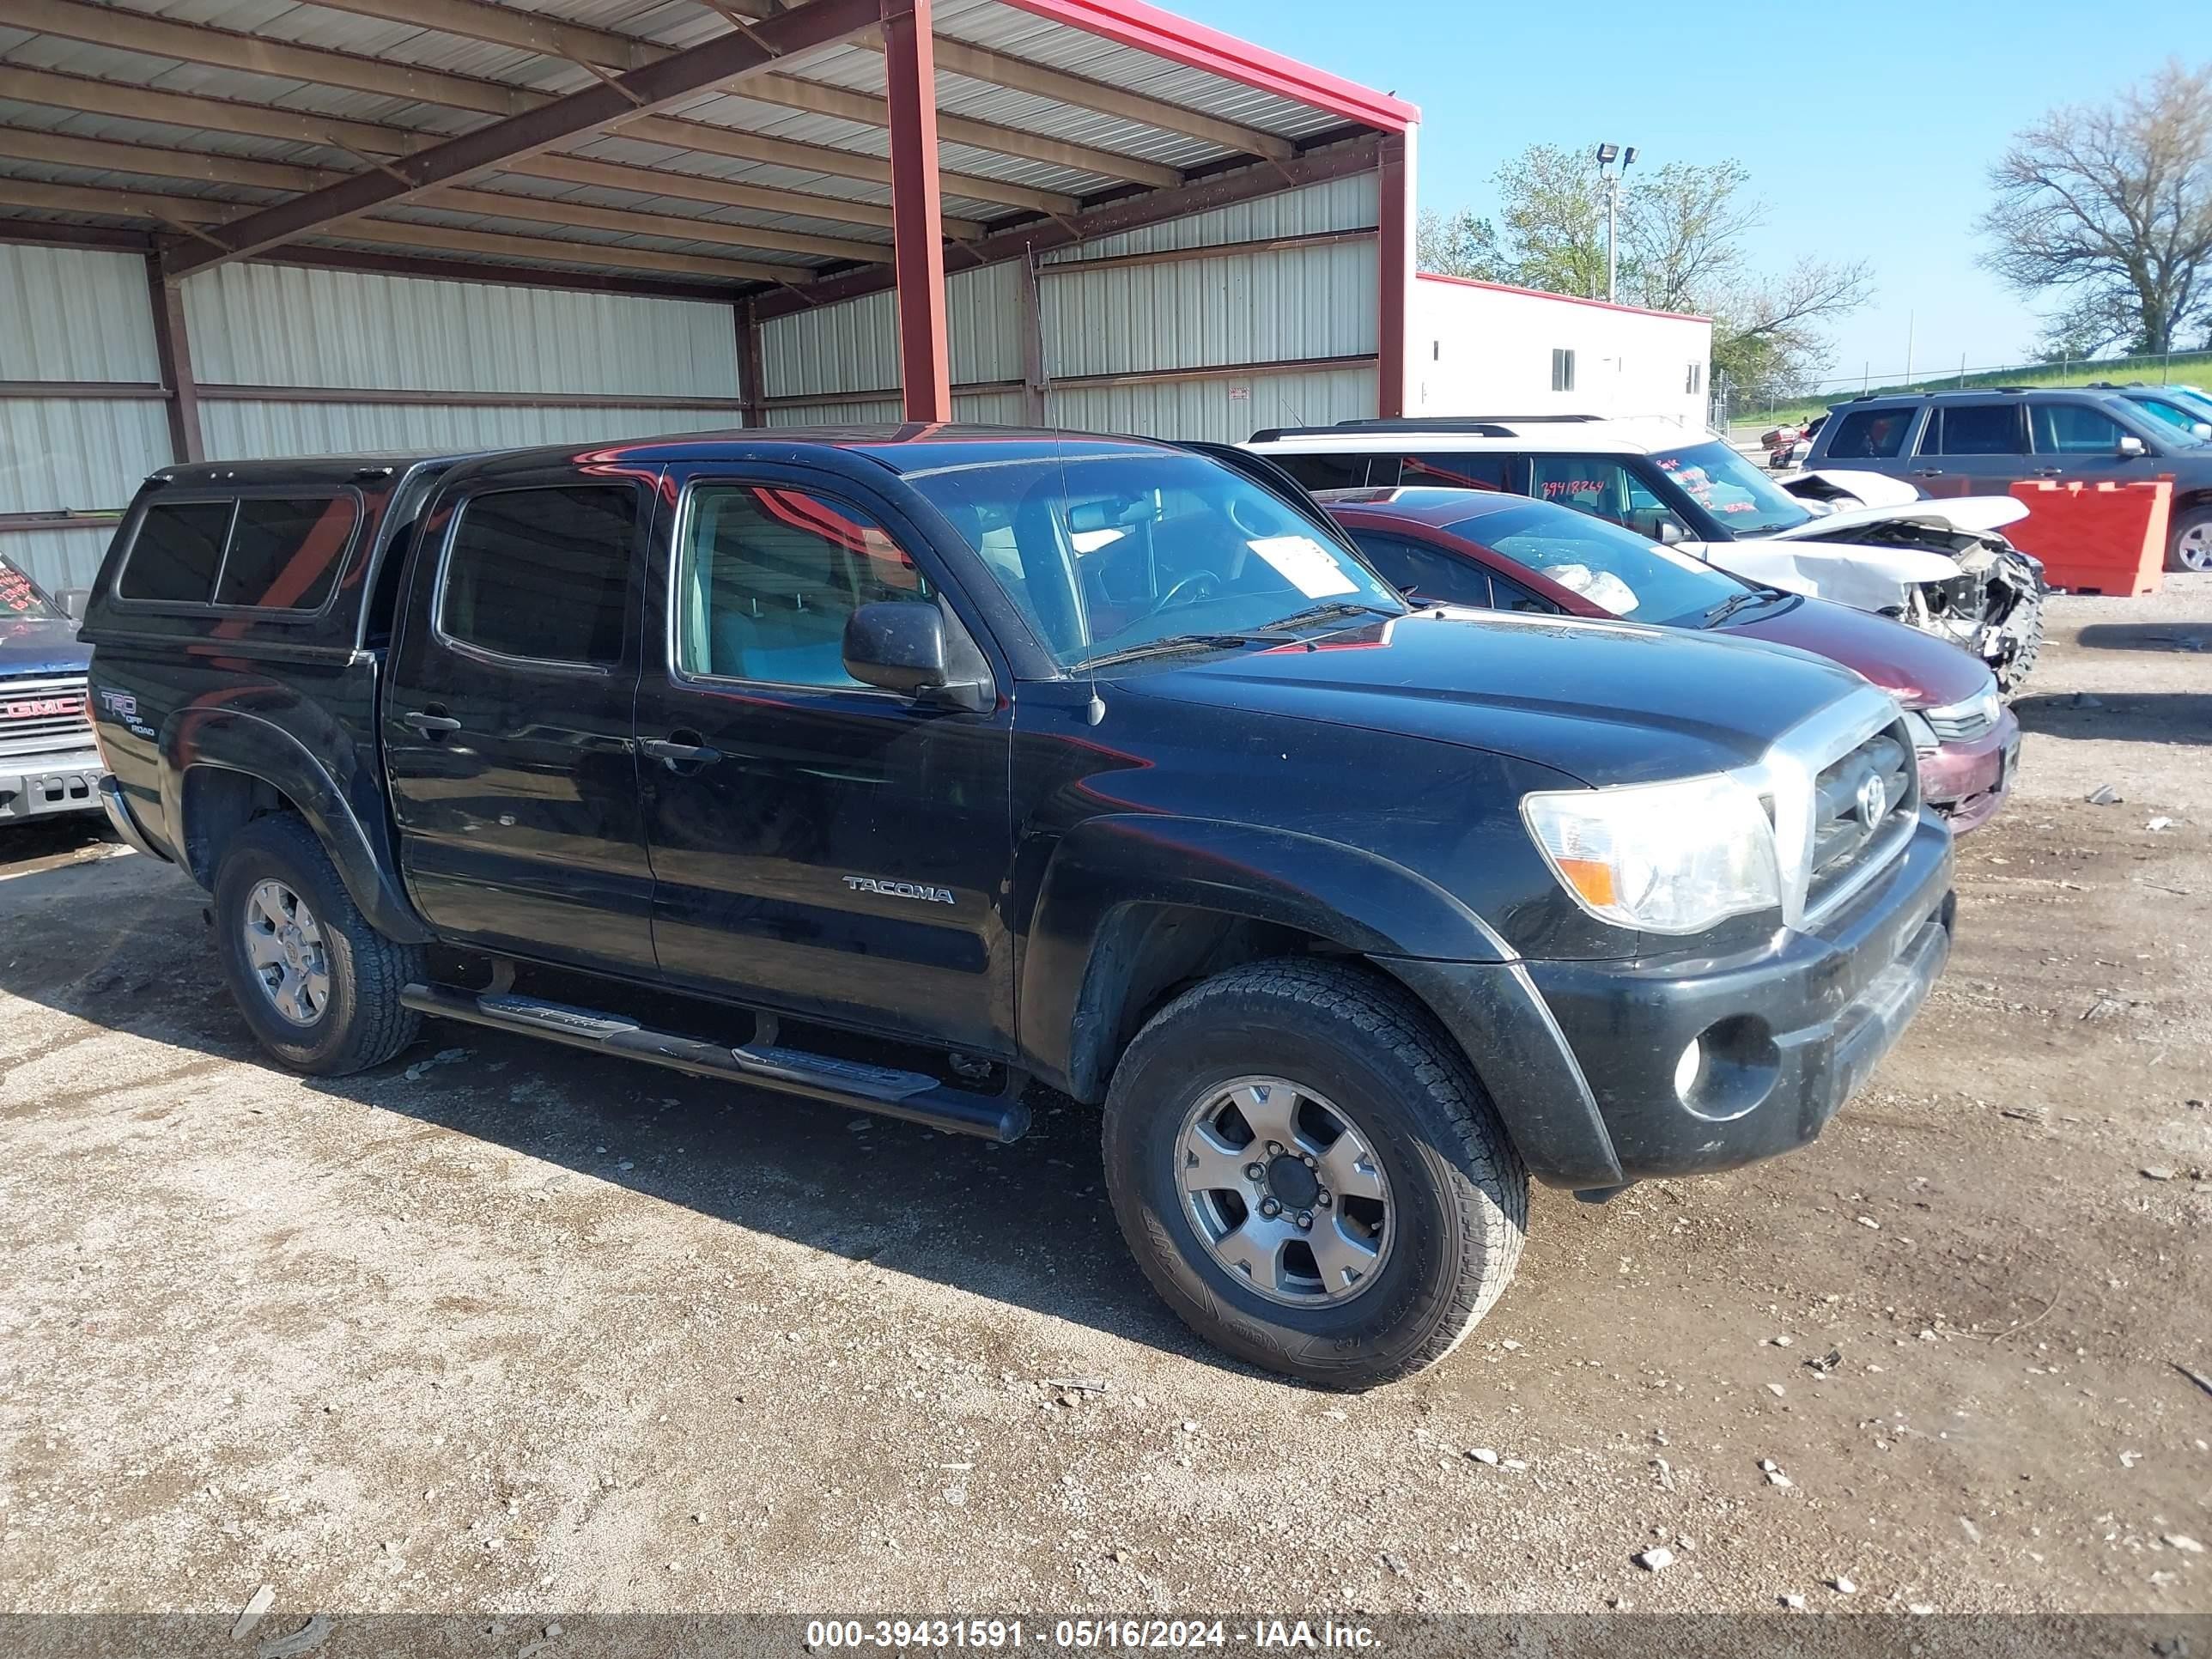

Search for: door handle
xmin=2033 ymin=467 xmax=2063 ymax=477
xmin=402 ymin=708 xmax=461 ymax=736
xmin=642 ymin=734 xmax=723 ymax=769
xmin=1912 ymin=468 xmax=1945 ymax=478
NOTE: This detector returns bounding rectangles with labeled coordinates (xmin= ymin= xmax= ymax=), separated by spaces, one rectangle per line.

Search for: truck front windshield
xmin=905 ymin=452 xmax=1405 ymax=669
xmin=0 ymin=556 xmax=64 ymax=621
xmin=1654 ymin=441 xmax=1815 ymax=538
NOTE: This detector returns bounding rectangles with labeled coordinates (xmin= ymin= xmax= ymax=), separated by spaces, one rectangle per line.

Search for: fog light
xmin=1675 ymin=1014 xmax=1782 ymax=1122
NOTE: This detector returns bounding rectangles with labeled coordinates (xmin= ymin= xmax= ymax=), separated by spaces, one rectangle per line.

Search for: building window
xmin=1686 ymin=363 xmax=1705 ymax=395
xmin=1551 ymin=349 xmax=1576 ymax=393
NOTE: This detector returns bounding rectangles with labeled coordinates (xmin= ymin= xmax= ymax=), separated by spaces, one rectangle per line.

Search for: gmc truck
xmin=1 ymin=550 xmax=102 ymax=826
xmin=82 ymin=428 xmax=1955 ymax=1389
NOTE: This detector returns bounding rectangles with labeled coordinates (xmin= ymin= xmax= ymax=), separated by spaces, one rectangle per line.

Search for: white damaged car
xmin=1243 ymin=417 xmax=2049 ymax=691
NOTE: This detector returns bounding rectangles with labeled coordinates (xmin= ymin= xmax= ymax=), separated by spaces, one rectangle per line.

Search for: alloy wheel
xmin=1176 ymin=1075 xmax=1394 ymax=1308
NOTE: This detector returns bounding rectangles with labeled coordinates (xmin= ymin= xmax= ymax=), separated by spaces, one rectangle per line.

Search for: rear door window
xmin=1401 ymin=453 xmax=1516 ymax=492
xmin=216 ymin=496 xmax=358 ymax=611
xmin=1923 ymin=404 xmax=2027 ymax=456
xmin=441 ymin=487 xmax=637 ymax=666
xmin=1824 ymin=408 xmax=1913 ymax=459
xmin=118 ymin=501 xmax=234 ymax=603
xmin=1267 ymin=453 xmax=1372 ymax=493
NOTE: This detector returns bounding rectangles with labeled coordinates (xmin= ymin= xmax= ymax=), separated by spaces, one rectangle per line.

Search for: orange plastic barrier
xmin=2004 ymin=479 xmax=2171 ymax=599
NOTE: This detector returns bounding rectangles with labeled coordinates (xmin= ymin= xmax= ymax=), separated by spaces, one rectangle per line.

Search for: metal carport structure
xmin=0 ymin=0 xmax=1419 ymax=587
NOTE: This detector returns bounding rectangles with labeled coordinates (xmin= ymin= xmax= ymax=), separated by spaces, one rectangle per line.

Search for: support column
xmin=880 ymin=0 xmax=952 ymax=423
xmin=145 ymin=254 xmax=204 ymax=463
xmin=1018 ymin=245 xmax=1048 ymax=424
xmin=737 ymin=297 xmax=767 ymax=428
xmin=1375 ymin=129 xmax=1414 ymax=421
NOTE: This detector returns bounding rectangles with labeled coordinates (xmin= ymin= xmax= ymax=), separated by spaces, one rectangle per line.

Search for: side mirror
xmin=1656 ymin=520 xmax=1686 ymax=545
xmin=2192 ymin=422 xmax=2211 ymax=441
xmin=842 ymin=602 xmax=989 ymax=713
xmin=2118 ymin=434 xmax=2148 ymax=459
xmin=58 ymin=587 xmax=90 ymax=622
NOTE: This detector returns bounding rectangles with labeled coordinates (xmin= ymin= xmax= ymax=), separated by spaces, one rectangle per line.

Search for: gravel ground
xmin=2 ymin=581 xmax=2208 ymax=1626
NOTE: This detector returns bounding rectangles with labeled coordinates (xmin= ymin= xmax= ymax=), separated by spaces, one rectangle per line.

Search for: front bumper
xmin=1918 ymin=709 xmax=2021 ymax=835
xmin=0 ymin=750 xmax=104 ymax=822
xmin=1389 ymin=814 xmax=1954 ymax=1189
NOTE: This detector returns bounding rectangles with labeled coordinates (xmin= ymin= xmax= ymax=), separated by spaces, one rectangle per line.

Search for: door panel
xmin=2026 ymin=399 xmax=2158 ymax=486
xmin=1910 ymin=402 xmax=2028 ymax=497
xmin=384 ymin=472 xmax=660 ymax=974
xmin=638 ymin=471 xmax=1013 ymax=1053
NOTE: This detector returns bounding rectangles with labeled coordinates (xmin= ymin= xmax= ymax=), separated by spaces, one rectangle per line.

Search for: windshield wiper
xmin=1078 ymin=633 xmax=1262 ymax=670
xmin=1703 ymin=588 xmax=1772 ymax=626
xmin=1261 ymin=599 xmax=1397 ymax=633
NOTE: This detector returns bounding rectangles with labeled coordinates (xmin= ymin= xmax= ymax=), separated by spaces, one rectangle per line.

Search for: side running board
xmin=398 ymin=984 xmax=1030 ymax=1144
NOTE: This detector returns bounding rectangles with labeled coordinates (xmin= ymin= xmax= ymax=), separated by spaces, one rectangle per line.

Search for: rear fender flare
xmin=161 ymin=706 xmax=431 ymax=944
xmin=1018 ymin=815 xmax=1510 ymax=1100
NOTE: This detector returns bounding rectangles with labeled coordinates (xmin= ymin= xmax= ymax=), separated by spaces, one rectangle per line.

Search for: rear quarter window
xmin=216 ymin=497 xmax=359 ymax=610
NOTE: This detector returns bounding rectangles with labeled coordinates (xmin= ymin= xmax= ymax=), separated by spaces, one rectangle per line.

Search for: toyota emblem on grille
xmin=1856 ymin=772 xmax=1890 ymax=828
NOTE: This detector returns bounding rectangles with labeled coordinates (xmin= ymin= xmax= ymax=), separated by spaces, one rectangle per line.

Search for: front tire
xmin=2170 ymin=506 xmax=2212 ymax=574
xmin=211 ymin=814 xmax=422 ymax=1076
xmin=1102 ymin=959 xmax=1528 ymax=1389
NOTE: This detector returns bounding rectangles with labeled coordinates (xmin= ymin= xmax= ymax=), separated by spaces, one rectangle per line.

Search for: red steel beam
xmin=161 ymin=0 xmax=882 ymax=278
xmin=1375 ymin=131 xmax=1412 ymax=420
xmin=992 ymin=0 xmax=1415 ymax=134
xmin=753 ymin=134 xmax=1382 ymax=324
xmin=881 ymin=0 xmax=951 ymax=423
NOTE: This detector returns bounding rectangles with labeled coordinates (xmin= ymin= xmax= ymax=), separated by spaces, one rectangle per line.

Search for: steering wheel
xmin=1153 ymin=571 xmax=1219 ymax=613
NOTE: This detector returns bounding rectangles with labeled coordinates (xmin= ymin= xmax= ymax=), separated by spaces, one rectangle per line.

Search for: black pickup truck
xmin=81 ymin=428 xmax=1955 ymax=1388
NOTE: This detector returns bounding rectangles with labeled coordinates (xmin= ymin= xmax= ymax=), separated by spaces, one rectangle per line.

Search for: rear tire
xmin=1102 ymin=958 xmax=1528 ymax=1389
xmin=2170 ymin=506 xmax=2212 ymax=574
xmin=211 ymin=814 xmax=422 ymax=1076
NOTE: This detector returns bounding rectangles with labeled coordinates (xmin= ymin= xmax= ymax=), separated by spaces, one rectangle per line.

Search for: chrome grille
xmin=1807 ymin=723 xmax=1917 ymax=911
xmin=1924 ymin=700 xmax=1998 ymax=743
xmin=0 ymin=674 xmax=94 ymax=764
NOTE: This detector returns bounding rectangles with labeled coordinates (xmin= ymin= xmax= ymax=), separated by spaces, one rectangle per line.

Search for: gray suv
xmin=1802 ymin=387 xmax=2212 ymax=572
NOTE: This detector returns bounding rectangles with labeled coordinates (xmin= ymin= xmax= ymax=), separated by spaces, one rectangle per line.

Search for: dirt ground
xmin=2 ymin=582 xmax=2208 ymax=1626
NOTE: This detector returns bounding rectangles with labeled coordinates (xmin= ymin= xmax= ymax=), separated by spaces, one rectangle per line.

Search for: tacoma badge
xmin=844 ymin=876 xmax=956 ymax=906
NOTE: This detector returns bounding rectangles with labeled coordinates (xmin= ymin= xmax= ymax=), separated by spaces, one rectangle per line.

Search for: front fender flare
xmin=161 ymin=705 xmax=431 ymax=945
xmin=1018 ymin=814 xmax=1510 ymax=1100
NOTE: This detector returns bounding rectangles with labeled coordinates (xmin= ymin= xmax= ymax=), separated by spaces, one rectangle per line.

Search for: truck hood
xmin=0 ymin=613 xmax=91 ymax=678
xmin=1760 ymin=495 xmax=2028 ymax=541
xmin=1115 ymin=608 xmax=1867 ymax=787
xmin=1724 ymin=593 xmax=1989 ymax=707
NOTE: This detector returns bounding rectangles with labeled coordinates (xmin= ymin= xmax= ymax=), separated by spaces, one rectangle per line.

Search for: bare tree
xmin=1980 ymin=59 xmax=2212 ymax=355
xmin=1711 ymin=257 xmax=1876 ymax=402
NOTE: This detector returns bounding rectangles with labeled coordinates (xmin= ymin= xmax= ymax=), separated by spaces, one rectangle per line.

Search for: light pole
xmin=1596 ymin=143 xmax=1637 ymax=304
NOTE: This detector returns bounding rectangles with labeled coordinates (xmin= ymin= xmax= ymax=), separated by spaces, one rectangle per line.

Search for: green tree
xmin=1423 ymin=143 xmax=1871 ymax=408
xmin=1980 ymin=59 xmax=2212 ymax=356
xmin=1416 ymin=208 xmax=1504 ymax=281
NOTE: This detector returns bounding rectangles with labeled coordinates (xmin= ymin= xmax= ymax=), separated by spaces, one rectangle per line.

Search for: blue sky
xmin=1179 ymin=0 xmax=2209 ymax=386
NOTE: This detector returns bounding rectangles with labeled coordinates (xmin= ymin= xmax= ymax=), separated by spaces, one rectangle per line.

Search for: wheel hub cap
xmin=1176 ymin=1075 xmax=1394 ymax=1310
xmin=243 ymin=880 xmax=331 ymax=1028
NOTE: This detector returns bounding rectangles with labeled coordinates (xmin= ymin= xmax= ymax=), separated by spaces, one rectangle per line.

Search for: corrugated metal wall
xmin=758 ymin=176 xmax=1381 ymax=444
xmin=1 ymin=255 xmax=748 ymax=592
xmin=0 ymin=245 xmax=171 ymax=588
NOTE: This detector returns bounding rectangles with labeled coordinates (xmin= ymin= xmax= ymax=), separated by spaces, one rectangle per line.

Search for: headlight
xmin=1522 ymin=774 xmax=1782 ymax=935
